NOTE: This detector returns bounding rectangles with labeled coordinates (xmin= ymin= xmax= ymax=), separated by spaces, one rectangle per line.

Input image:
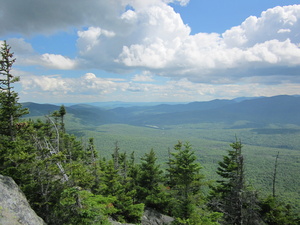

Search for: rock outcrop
xmin=141 ymin=208 xmax=174 ymax=225
xmin=110 ymin=208 xmax=174 ymax=225
xmin=0 ymin=174 xmax=46 ymax=225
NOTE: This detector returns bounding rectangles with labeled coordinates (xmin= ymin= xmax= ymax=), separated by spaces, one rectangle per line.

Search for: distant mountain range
xmin=22 ymin=95 xmax=300 ymax=127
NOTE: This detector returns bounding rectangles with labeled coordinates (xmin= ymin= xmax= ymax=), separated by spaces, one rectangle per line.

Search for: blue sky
xmin=1 ymin=0 xmax=300 ymax=103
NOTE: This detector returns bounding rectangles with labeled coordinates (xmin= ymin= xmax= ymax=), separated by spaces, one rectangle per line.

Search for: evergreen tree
xmin=59 ymin=105 xmax=66 ymax=132
xmin=126 ymin=151 xmax=140 ymax=204
xmin=112 ymin=141 xmax=120 ymax=171
xmin=166 ymin=141 xmax=205 ymax=222
xmin=259 ymin=195 xmax=300 ymax=225
xmin=119 ymin=151 xmax=128 ymax=179
xmin=0 ymin=40 xmax=28 ymax=139
xmin=0 ymin=45 xmax=145 ymax=224
xmin=86 ymin=137 xmax=98 ymax=163
xmin=85 ymin=138 xmax=102 ymax=193
xmin=0 ymin=41 xmax=30 ymax=185
xmin=6 ymin=114 xmax=106 ymax=224
xmin=58 ymin=187 xmax=116 ymax=225
xmin=136 ymin=149 xmax=169 ymax=211
xmin=100 ymin=159 xmax=144 ymax=223
xmin=209 ymin=140 xmax=262 ymax=225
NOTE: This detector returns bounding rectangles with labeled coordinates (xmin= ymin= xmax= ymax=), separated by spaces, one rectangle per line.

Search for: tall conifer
xmin=210 ymin=140 xmax=262 ymax=225
xmin=166 ymin=141 xmax=204 ymax=221
xmin=0 ymin=40 xmax=28 ymax=139
xmin=136 ymin=149 xmax=168 ymax=211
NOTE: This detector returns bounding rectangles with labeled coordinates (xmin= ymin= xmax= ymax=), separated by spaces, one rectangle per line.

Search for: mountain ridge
xmin=22 ymin=95 xmax=300 ymax=126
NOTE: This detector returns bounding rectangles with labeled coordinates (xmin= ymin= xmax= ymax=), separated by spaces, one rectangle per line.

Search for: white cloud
xmin=115 ymin=4 xmax=300 ymax=84
xmin=277 ymin=28 xmax=291 ymax=34
xmin=74 ymin=2 xmax=190 ymax=71
xmin=172 ymin=0 xmax=190 ymax=6
xmin=132 ymin=71 xmax=155 ymax=82
xmin=222 ymin=5 xmax=300 ymax=48
xmin=80 ymin=73 xmax=121 ymax=94
xmin=6 ymin=38 xmax=35 ymax=55
xmin=77 ymin=27 xmax=115 ymax=54
xmin=248 ymin=39 xmax=300 ymax=65
xmin=118 ymin=38 xmax=177 ymax=68
xmin=4 ymin=38 xmax=78 ymax=70
xmin=121 ymin=0 xmax=189 ymax=10
xmin=0 ymin=0 xmax=190 ymax=35
xmin=22 ymin=75 xmax=70 ymax=93
xmin=21 ymin=73 xmax=124 ymax=95
xmin=2 ymin=1 xmax=300 ymax=95
xmin=19 ymin=71 xmax=300 ymax=103
xmin=40 ymin=54 xmax=77 ymax=70
xmin=19 ymin=53 xmax=77 ymax=70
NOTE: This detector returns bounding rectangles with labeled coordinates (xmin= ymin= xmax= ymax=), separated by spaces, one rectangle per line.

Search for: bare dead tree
xmin=272 ymin=151 xmax=280 ymax=198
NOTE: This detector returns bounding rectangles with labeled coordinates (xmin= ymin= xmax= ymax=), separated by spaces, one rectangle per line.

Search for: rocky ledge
xmin=110 ymin=208 xmax=174 ymax=225
xmin=0 ymin=174 xmax=46 ymax=225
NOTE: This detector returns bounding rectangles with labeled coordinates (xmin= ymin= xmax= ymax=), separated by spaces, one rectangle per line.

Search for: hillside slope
xmin=22 ymin=95 xmax=300 ymax=126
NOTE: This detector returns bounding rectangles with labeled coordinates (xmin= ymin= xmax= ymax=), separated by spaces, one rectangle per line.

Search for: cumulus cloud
xmin=5 ymin=38 xmax=78 ymax=70
xmin=75 ymin=2 xmax=190 ymax=71
xmin=19 ymin=71 xmax=300 ymax=103
xmin=21 ymin=75 xmax=70 ymax=93
xmin=2 ymin=1 xmax=300 ymax=89
xmin=116 ymin=5 xmax=300 ymax=83
xmin=0 ymin=0 xmax=189 ymax=35
xmin=59 ymin=3 xmax=300 ymax=85
xmin=19 ymin=53 xmax=77 ymax=70
xmin=222 ymin=5 xmax=300 ymax=47
xmin=21 ymin=73 xmax=123 ymax=95
xmin=39 ymin=54 xmax=77 ymax=70
xmin=77 ymin=27 xmax=115 ymax=55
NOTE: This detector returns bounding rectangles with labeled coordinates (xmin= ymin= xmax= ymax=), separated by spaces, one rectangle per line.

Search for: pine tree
xmin=166 ymin=141 xmax=204 ymax=221
xmin=58 ymin=187 xmax=116 ymax=225
xmin=259 ymin=195 xmax=300 ymax=225
xmin=59 ymin=105 xmax=66 ymax=132
xmin=126 ymin=151 xmax=140 ymax=204
xmin=112 ymin=141 xmax=120 ymax=171
xmin=0 ymin=40 xmax=28 ymax=139
xmin=136 ymin=149 xmax=169 ymax=211
xmin=0 ymin=41 xmax=30 ymax=182
xmin=100 ymin=159 xmax=144 ymax=223
xmin=210 ymin=140 xmax=262 ymax=225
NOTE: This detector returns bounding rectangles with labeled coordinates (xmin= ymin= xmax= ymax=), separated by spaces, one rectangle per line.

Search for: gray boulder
xmin=109 ymin=208 xmax=174 ymax=225
xmin=0 ymin=174 xmax=46 ymax=225
xmin=141 ymin=208 xmax=174 ymax=225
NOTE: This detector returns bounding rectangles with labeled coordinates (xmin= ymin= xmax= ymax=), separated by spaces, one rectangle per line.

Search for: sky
xmin=1 ymin=0 xmax=300 ymax=103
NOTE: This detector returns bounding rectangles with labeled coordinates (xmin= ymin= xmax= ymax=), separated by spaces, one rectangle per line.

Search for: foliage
xmin=1 ymin=43 xmax=299 ymax=224
xmin=58 ymin=187 xmax=115 ymax=225
xmin=0 ymin=41 xmax=28 ymax=139
xmin=99 ymin=159 xmax=144 ymax=223
xmin=210 ymin=140 xmax=276 ymax=225
xmin=63 ymin=121 xmax=300 ymax=208
xmin=136 ymin=149 xmax=169 ymax=211
xmin=259 ymin=195 xmax=300 ymax=225
xmin=166 ymin=141 xmax=205 ymax=221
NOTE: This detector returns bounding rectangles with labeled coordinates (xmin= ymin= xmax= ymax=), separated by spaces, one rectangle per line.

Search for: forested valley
xmin=1 ymin=42 xmax=300 ymax=224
